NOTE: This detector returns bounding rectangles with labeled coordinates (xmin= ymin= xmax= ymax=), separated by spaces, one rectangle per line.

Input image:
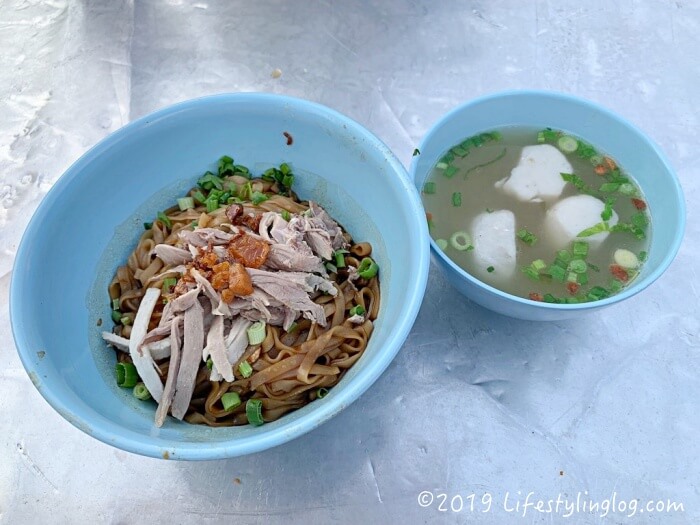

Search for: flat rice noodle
xmin=297 ymin=325 xmax=363 ymax=383
xmin=249 ymin=354 xmax=305 ymax=390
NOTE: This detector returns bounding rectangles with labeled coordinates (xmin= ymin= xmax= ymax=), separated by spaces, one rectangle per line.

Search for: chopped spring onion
xmin=133 ymin=382 xmax=151 ymax=401
xmin=281 ymin=209 xmax=291 ymax=222
xmin=452 ymin=146 xmax=469 ymax=157
xmin=177 ymin=197 xmax=195 ymax=211
xmin=435 ymin=238 xmax=448 ymax=251
xmin=618 ymin=183 xmax=636 ymax=195
xmin=281 ymin=173 xmax=294 ymax=190
xmin=423 ymin=181 xmax=436 ymax=194
xmin=192 ymin=189 xmax=207 ymax=204
xmin=218 ymin=191 xmax=232 ymax=205
xmin=589 ymin=154 xmax=604 ymax=166
xmin=358 ymin=257 xmax=379 ymax=279
xmin=111 ymin=298 xmax=120 ymax=310
xmin=577 ymin=222 xmax=610 ymax=238
xmin=246 ymin=398 xmax=264 ymax=426
xmin=218 ymin=155 xmax=235 ymax=176
xmin=238 ymin=361 xmax=253 ymax=379
xmin=435 ymin=161 xmax=449 ymax=170
xmin=486 ymin=266 xmax=495 ymax=273
xmin=198 ymin=171 xmax=224 ymax=190
xmin=120 ymin=314 xmax=132 ymax=326
xmin=587 ymin=286 xmax=610 ymax=301
xmin=157 ymin=211 xmax=172 ymax=229
xmin=116 ymin=362 xmax=139 ymax=388
xmin=143 ymin=222 xmax=153 ymax=230
xmin=557 ymin=135 xmax=579 ymax=153
xmin=234 ymin=164 xmax=250 ymax=177
xmin=599 ymin=182 xmax=621 ymax=193
xmin=317 ymin=388 xmax=329 ymax=399
xmin=557 ymin=250 xmax=572 ymax=263
xmin=548 ymin=265 xmax=567 ymax=282
xmin=522 ymin=266 xmax=540 ymax=281
xmin=601 ymin=197 xmax=615 ymax=221
xmin=221 ymin=392 xmax=242 ymax=411
xmin=568 ymin=259 xmax=588 ymax=274
xmin=349 ymin=305 xmax=366 ymax=316
xmin=638 ymin=250 xmax=648 ymax=262
xmin=325 ymin=262 xmax=338 ymax=274
xmin=206 ymin=358 xmax=213 ymax=370
xmin=440 ymin=152 xmax=454 ymax=164
xmin=610 ymin=222 xmax=646 ymax=239
xmin=251 ymin=191 xmax=269 ymax=205
xmin=260 ymin=164 xmax=294 ymax=193
xmin=531 ymin=259 xmax=547 ymax=272
xmin=576 ymin=142 xmax=597 ymax=159
xmin=334 ymin=250 xmax=346 ymax=268
xmin=631 ymin=211 xmax=649 ymax=229
xmin=205 ymin=197 xmax=219 ymax=213
xmin=566 ymin=272 xmax=578 ymax=283
xmin=613 ymin=248 xmax=639 ymax=269
xmin=543 ymin=293 xmax=557 ymax=303
xmin=538 ymin=128 xmax=559 ymax=143
xmin=162 ymin=277 xmax=177 ymax=293
xmin=572 ymin=241 xmax=589 ymax=258
xmin=578 ymin=272 xmax=589 ymax=285
xmin=247 ymin=321 xmax=266 ymax=346
xmin=452 ymin=192 xmax=462 ymax=207
xmin=560 ymin=173 xmax=590 ymax=193
xmin=516 ymin=229 xmax=538 ymax=246
xmin=469 ymin=134 xmax=486 ymax=147
xmin=111 ymin=310 xmax=122 ymax=323
xmin=238 ymin=181 xmax=253 ymax=200
xmin=443 ymin=166 xmax=458 ymax=178
xmin=609 ymin=280 xmax=623 ymax=293
xmin=449 ymin=231 xmax=473 ymax=251
xmin=287 ymin=322 xmax=298 ymax=334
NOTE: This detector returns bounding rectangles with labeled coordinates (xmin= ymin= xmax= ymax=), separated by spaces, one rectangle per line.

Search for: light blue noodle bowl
xmin=411 ymin=90 xmax=685 ymax=321
xmin=10 ymin=94 xmax=429 ymax=460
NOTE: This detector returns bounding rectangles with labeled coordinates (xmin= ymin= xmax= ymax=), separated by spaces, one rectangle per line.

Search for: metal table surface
xmin=1 ymin=1 xmax=698 ymax=523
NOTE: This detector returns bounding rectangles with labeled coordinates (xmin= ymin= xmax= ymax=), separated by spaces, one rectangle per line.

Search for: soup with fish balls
xmin=421 ymin=128 xmax=651 ymax=304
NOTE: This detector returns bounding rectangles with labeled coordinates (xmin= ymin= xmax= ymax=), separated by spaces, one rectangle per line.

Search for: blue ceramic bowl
xmin=10 ymin=93 xmax=429 ymax=459
xmin=411 ymin=90 xmax=685 ymax=321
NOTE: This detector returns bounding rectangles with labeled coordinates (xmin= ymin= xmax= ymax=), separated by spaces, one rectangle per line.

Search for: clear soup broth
xmin=421 ymin=127 xmax=651 ymax=304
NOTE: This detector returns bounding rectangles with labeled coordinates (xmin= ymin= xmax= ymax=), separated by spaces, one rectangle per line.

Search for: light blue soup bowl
xmin=10 ymin=94 xmax=429 ymax=460
xmin=411 ymin=90 xmax=685 ymax=321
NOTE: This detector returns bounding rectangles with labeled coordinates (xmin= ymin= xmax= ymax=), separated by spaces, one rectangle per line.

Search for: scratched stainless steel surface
xmin=1 ymin=1 xmax=698 ymax=523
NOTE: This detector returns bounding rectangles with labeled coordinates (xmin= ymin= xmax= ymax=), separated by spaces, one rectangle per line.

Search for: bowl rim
xmin=10 ymin=92 xmax=430 ymax=459
xmin=409 ymin=89 xmax=686 ymax=311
